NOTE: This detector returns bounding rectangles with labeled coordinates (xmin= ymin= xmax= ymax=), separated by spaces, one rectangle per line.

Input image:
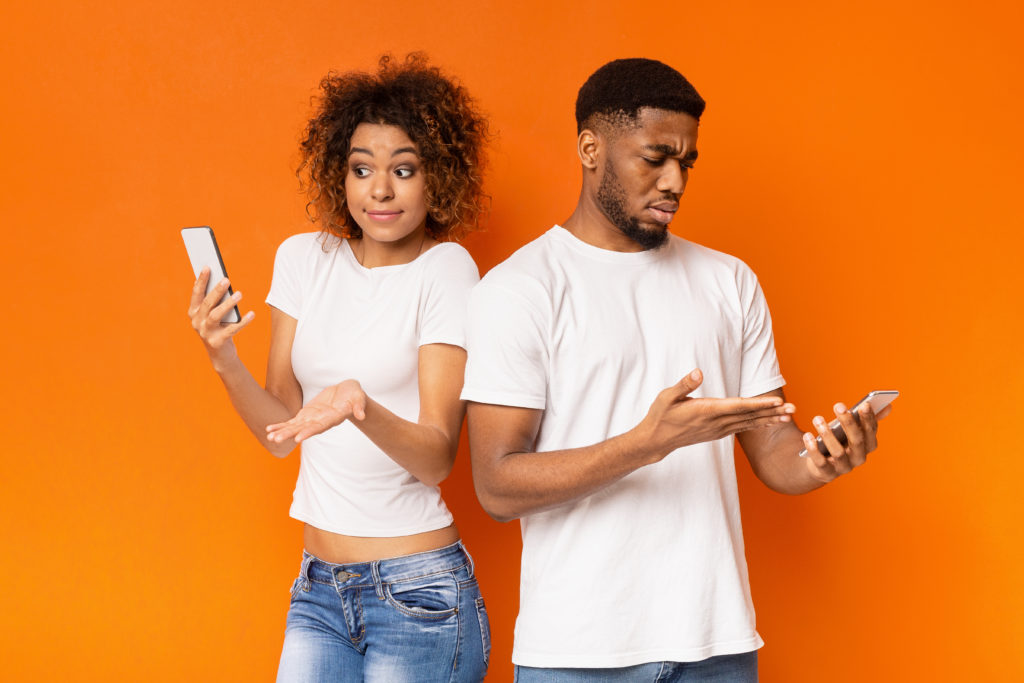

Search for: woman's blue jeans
xmin=276 ymin=541 xmax=490 ymax=682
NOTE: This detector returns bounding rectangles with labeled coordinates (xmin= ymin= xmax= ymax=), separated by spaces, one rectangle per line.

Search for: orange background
xmin=2 ymin=1 xmax=1022 ymax=680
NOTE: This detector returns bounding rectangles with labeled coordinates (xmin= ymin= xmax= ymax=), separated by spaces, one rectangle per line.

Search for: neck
xmin=561 ymin=191 xmax=646 ymax=253
xmin=351 ymin=229 xmax=431 ymax=268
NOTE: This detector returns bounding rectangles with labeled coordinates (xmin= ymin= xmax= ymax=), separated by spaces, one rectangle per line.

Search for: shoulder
xmin=477 ymin=230 xmax=560 ymax=292
xmin=274 ymin=231 xmax=338 ymax=264
xmin=671 ymin=236 xmax=760 ymax=285
xmin=419 ymin=242 xmax=480 ymax=288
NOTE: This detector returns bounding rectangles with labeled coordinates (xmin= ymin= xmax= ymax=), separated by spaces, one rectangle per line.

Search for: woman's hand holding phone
xmin=188 ymin=267 xmax=255 ymax=368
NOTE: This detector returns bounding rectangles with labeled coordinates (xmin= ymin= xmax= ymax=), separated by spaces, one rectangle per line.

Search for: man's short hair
xmin=575 ymin=58 xmax=706 ymax=133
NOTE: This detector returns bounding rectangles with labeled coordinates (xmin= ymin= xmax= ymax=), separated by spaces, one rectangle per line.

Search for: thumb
xmin=671 ymin=368 xmax=703 ymax=398
xmin=351 ymin=395 xmax=367 ymax=421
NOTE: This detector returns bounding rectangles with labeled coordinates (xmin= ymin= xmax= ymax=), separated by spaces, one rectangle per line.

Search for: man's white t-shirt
xmin=461 ymin=226 xmax=785 ymax=668
xmin=267 ymin=232 xmax=479 ymax=537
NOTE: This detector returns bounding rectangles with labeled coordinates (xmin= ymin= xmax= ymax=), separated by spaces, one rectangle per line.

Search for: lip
xmin=365 ymin=210 xmax=403 ymax=222
xmin=646 ymin=204 xmax=678 ymax=225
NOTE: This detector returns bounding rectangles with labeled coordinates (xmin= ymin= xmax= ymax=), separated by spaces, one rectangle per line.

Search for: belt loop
xmin=371 ymin=560 xmax=385 ymax=600
xmin=300 ymin=552 xmax=315 ymax=592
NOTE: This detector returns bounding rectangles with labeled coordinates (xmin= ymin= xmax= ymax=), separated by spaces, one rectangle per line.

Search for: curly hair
xmin=575 ymin=58 xmax=705 ymax=134
xmin=297 ymin=54 xmax=489 ymax=242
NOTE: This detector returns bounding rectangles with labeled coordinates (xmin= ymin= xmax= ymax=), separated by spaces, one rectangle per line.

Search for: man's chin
xmin=621 ymin=221 xmax=670 ymax=250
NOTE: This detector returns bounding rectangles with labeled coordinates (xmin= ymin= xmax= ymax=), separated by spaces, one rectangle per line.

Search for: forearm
xmin=353 ymin=397 xmax=459 ymax=487
xmin=213 ymin=352 xmax=298 ymax=457
xmin=742 ymin=422 xmax=826 ymax=495
xmin=472 ymin=427 xmax=658 ymax=522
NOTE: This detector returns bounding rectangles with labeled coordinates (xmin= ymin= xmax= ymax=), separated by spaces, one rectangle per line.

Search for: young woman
xmin=187 ymin=55 xmax=490 ymax=682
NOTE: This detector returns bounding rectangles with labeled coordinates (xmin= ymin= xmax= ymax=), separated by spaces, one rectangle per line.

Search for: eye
xmin=350 ymin=165 xmax=371 ymax=178
xmin=394 ymin=167 xmax=416 ymax=179
xmin=642 ymin=157 xmax=663 ymax=166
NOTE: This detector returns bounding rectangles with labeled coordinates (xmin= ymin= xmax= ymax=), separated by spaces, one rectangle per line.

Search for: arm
xmin=189 ymin=268 xmax=303 ymax=457
xmin=737 ymin=387 xmax=892 ymax=494
xmin=266 ymin=343 xmax=468 ymax=487
xmin=468 ymin=369 xmax=796 ymax=522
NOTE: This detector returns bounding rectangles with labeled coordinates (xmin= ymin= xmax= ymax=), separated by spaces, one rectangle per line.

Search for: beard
xmin=596 ymin=159 xmax=670 ymax=251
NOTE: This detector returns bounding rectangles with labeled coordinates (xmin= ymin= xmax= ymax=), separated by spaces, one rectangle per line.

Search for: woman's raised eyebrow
xmin=347 ymin=146 xmax=418 ymax=157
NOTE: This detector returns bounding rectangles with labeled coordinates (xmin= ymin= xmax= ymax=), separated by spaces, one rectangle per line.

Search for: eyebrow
xmin=348 ymin=146 xmax=419 ymax=157
xmin=643 ymin=144 xmax=698 ymax=161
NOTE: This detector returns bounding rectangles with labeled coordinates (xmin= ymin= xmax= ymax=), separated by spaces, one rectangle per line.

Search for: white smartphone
xmin=181 ymin=226 xmax=241 ymax=324
xmin=798 ymin=390 xmax=899 ymax=457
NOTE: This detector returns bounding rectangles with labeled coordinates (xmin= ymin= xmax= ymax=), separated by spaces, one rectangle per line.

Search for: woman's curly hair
xmin=297 ymin=54 xmax=489 ymax=242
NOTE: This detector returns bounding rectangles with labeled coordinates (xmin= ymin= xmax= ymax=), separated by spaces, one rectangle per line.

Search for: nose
xmin=657 ymin=162 xmax=688 ymax=196
xmin=370 ymin=173 xmax=394 ymax=201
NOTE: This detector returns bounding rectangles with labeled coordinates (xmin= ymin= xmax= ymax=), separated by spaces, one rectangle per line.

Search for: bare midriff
xmin=303 ymin=522 xmax=461 ymax=565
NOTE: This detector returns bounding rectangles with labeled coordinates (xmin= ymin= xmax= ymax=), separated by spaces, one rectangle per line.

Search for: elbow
xmin=264 ymin=439 xmax=296 ymax=459
xmin=473 ymin=485 xmax=521 ymax=523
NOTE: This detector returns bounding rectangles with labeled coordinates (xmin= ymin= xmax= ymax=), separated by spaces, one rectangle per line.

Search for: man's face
xmin=595 ymin=108 xmax=699 ymax=250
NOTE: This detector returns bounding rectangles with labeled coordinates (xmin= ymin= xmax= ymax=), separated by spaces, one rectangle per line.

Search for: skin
xmin=468 ymin=107 xmax=892 ymax=522
xmin=188 ymin=123 xmax=467 ymax=562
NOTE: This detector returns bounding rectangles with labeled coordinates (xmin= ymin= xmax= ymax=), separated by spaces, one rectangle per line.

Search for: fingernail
xmin=834 ymin=402 xmax=846 ymax=414
xmin=785 ymin=404 xmax=796 ymax=414
xmin=813 ymin=416 xmax=826 ymax=429
xmin=780 ymin=415 xmax=791 ymax=422
xmin=219 ymin=278 xmax=229 ymax=286
xmin=690 ymin=369 xmax=700 ymax=380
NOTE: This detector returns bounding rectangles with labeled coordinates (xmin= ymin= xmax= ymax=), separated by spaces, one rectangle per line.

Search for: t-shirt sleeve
xmin=738 ymin=268 xmax=786 ymax=397
xmin=265 ymin=234 xmax=309 ymax=319
xmin=460 ymin=279 xmax=548 ymax=410
xmin=417 ymin=246 xmax=480 ymax=348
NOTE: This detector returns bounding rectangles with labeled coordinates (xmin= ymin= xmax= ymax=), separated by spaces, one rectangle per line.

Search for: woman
xmin=187 ymin=54 xmax=490 ymax=681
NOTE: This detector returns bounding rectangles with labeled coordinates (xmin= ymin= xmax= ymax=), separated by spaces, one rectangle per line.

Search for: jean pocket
xmin=384 ymin=572 xmax=459 ymax=619
xmin=475 ymin=595 xmax=491 ymax=669
xmin=289 ymin=576 xmax=306 ymax=598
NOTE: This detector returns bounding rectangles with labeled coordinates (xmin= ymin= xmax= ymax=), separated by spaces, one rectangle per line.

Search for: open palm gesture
xmin=266 ymin=380 xmax=367 ymax=444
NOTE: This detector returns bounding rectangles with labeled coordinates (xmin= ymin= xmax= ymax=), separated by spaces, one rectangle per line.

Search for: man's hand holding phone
xmin=801 ymin=395 xmax=895 ymax=483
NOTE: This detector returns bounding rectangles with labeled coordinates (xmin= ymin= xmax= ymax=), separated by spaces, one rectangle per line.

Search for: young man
xmin=461 ymin=59 xmax=893 ymax=681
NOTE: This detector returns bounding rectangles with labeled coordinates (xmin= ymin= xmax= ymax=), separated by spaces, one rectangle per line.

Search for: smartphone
xmin=181 ymin=226 xmax=241 ymax=324
xmin=798 ymin=390 xmax=899 ymax=457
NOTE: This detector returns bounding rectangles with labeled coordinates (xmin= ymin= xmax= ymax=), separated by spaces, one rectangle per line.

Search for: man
xmin=461 ymin=58 xmax=891 ymax=681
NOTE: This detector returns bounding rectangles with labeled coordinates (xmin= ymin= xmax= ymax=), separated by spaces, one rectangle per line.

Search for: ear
xmin=577 ymin=129 xmax=601 ymax=170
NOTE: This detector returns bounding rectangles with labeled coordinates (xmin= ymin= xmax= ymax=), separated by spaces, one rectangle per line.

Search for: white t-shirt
xmin=267 ymin=232 xmax=479 ymax=537
xmin=461 ymin=226 xmax=785 ymax=668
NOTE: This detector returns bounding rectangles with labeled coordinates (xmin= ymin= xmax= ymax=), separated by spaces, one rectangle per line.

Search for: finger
xmin=857 ymin=403 xmax=879 ymax=453
xmin=202 ymin=277 xmax=233 ymax=310
xmin=714 ymin=401 xmax=794 ymax=424
xmin=189 ymin=267 xmax=211 ymax=315
xmin=802 ymin=431 xmax=834 ymax=473
xmin=713 ymin=396 xmax=787 ymax=416
xmin=209 ymin=290 xmax=243 ymax=324
xmin=294 ymin=420 xmax=333 ymax=443
xmin=726 ymin=411 xmax=794 ymax=434
xmin=222 ymin=310 xmax=255 ymax=336
xmin=834 ymin=403 xmax=867 ymax=466
xmin=813 ymin=415 xmax=852 ymax=473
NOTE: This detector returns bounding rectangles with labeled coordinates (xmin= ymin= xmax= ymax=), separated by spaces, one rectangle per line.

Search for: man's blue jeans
xmin=276 ymin=541 xmax=490 ymax=682
xmin=514 ymin=651 xmax=758 ymax=682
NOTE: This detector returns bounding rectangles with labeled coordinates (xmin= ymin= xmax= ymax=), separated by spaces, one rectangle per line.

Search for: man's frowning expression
xmin=595 ymin=108 xmax=699 ymax=250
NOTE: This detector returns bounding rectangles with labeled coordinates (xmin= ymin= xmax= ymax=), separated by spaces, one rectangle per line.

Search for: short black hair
xmin=575 ymin=58 xmax=705 ymax=133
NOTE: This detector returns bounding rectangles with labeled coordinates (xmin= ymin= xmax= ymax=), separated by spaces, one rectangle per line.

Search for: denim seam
xmin=382 ymin=571 xmax=460 ymax=620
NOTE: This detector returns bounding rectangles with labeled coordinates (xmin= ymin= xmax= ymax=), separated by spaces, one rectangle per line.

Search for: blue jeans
xmin=276 ymin=541 xmax=490 ymax=682
xmin=514 ymin=651 xmax=758 ymax=682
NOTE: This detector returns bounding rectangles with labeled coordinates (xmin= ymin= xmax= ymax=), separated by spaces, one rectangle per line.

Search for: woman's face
xmin=345 ymin=123 xmax=429 ymax=245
